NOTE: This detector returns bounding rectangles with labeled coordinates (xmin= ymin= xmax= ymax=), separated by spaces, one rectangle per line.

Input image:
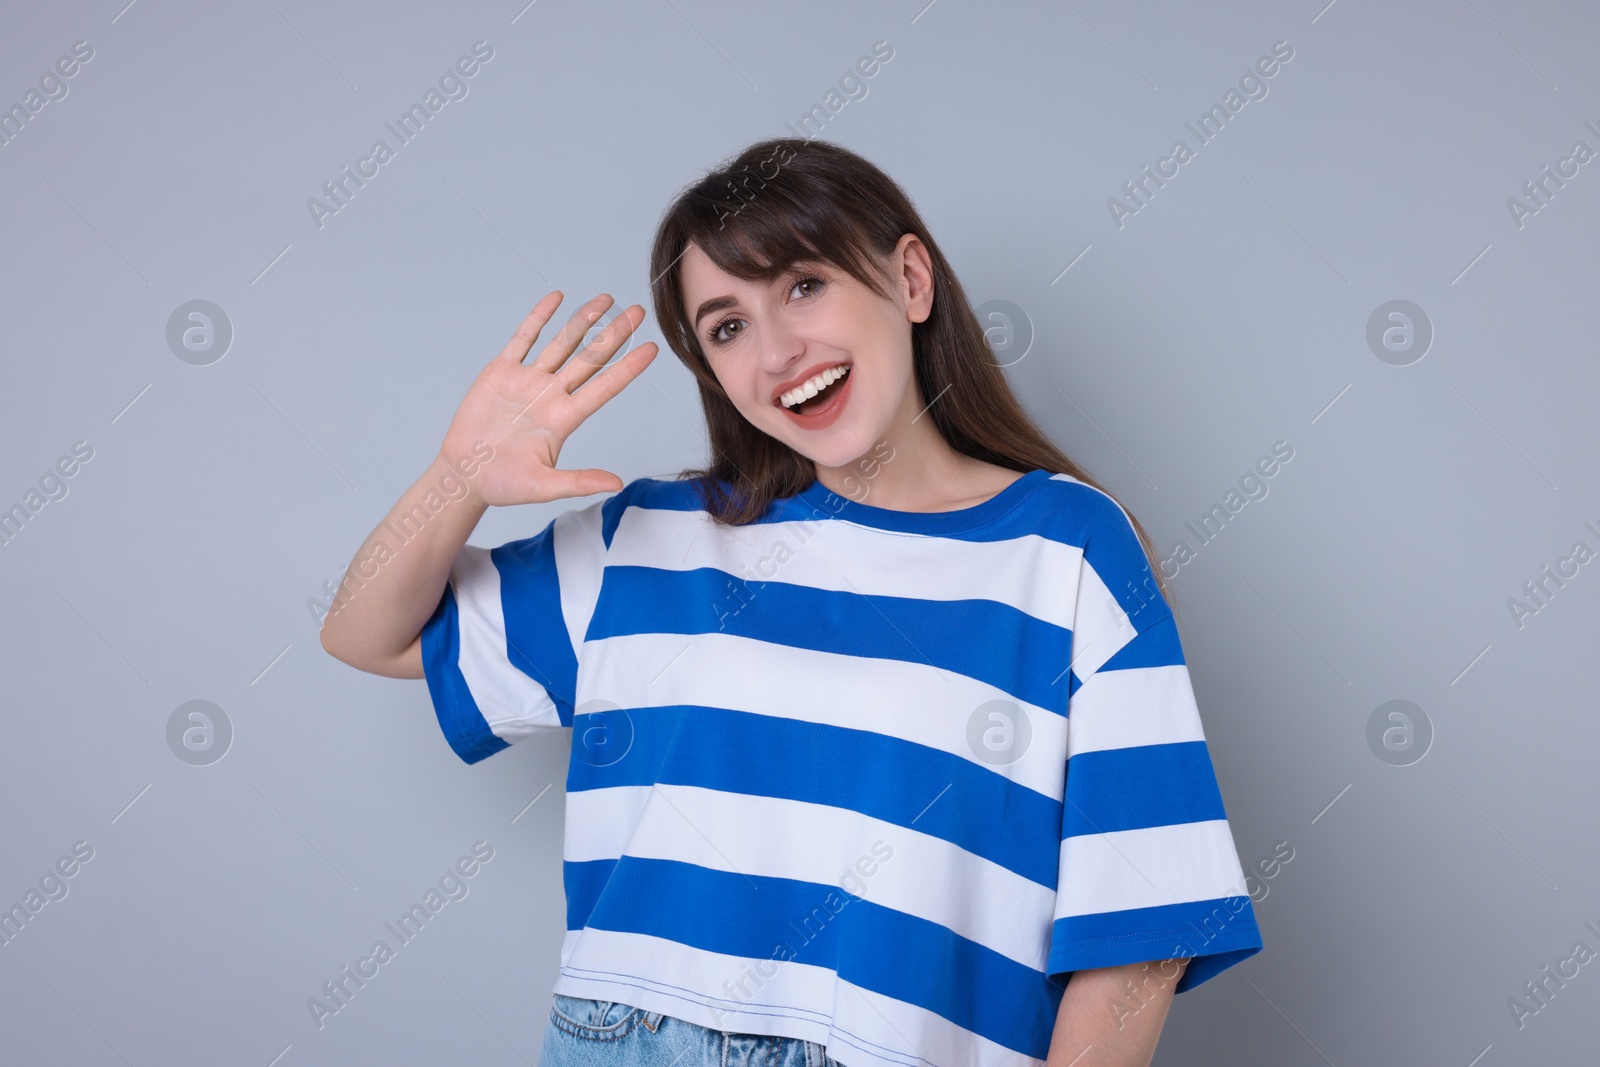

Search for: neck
xmin=811 ymin=383 xmax=1000 ymax=511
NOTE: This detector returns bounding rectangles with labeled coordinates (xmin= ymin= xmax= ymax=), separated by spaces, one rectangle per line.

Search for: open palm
xmin=439 ymin=292 xmax=659 ymax=507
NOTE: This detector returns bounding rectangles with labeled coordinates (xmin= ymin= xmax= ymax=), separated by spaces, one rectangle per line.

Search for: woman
xmin=320 ymin=137 xmax=1262 ymax=1067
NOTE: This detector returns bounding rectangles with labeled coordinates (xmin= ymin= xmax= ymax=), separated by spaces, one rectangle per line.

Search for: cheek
xmin=704 ymin=354 xmax=735 ymax=394
xmin=709 ymin=358 xmax=765 ymax=417
xmin=866 ymin=336 xmax=913 ymax=398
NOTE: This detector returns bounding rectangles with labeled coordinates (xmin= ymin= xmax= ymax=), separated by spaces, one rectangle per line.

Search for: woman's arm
xmin=318 ymin=454 xmax=490 ymax=678
xmin=1045 ymin=957 xmax=1189 ymax=1067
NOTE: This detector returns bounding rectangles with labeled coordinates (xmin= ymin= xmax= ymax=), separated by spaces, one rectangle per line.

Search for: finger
xmin=495 ymin=291 xmax=565 ymax=366
xmin=540 ymin=466 xmax=625 ymax=500
xmin=556 ymin=305 xmax=647 ymax=390
xmin=529 ymin=294 xmax=617 ymax=375
xmin=568 ymin=340 xmax=659 ymax=421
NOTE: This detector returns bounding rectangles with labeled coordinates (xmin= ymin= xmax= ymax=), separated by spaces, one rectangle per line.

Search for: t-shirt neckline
xmin=793 ymin=467 xmax=1052 ymax=535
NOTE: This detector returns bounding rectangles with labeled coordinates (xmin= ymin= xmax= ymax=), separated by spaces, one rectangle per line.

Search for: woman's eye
xmin=707 ymin=317 xmax=741 ymax=345
xmin=704 ymin=276 xmax=823 ymax=346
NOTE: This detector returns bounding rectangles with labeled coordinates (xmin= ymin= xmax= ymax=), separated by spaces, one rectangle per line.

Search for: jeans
xmin=539 ymin=993 xmax=845 ymax=1066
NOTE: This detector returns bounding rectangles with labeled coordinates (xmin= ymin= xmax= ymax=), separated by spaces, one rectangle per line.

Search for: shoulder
xmin=592 ymin=473 xmax=720 ymax=548
xmin=1031 ymin=473 xmax=1169 ymax=628
xmin=1027 ymin=472 xmax=1145 ymax=550
xmin=599 ymin=473 xmax=717 ymax=517
xmin=485 ymin=476 xmax=709 ymax=568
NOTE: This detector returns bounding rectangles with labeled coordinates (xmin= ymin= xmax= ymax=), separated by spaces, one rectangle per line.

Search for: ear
xmin=891 ymin=233 xmax=934 ymax=325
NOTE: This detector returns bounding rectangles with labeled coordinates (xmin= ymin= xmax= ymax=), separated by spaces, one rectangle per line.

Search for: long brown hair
xmin=647 ymin=137 xmax=1171 ymax=606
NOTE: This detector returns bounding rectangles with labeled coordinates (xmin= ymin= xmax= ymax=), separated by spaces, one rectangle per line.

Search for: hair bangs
xmin=680 ymin=172 xmax=893 ymax=301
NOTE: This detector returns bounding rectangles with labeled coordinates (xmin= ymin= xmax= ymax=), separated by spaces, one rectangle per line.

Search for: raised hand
xmin=438 ymin=292 xmax=659 ymax=506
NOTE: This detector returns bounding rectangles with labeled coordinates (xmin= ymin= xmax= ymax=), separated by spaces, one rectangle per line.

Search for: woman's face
xmin=679 ymin=234 xmax=933 ymax=472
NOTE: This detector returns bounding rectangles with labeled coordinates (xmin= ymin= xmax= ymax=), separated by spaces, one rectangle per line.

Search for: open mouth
xmin=779 ymin=364 xmax=851 ymax=416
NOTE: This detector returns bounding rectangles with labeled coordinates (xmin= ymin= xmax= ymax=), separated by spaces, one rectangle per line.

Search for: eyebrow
xmin=692 ymin=295 xmax=739 ymax=329
xmin=690 ymin=260 xmax=831 ymax=329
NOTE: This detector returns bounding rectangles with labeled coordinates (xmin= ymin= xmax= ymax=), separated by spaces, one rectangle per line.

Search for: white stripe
xmin=1054 ymin=820 xmax=1249 ymax=918
xmin=1067 ymin=665 xmax=1206 ymax=756
xmin=611 ymin=503 xmax=1084 ymax=630
xmin=565 ymin=784 xmax=1056 ymax=970
xmin=556 ymin=928 xmax=1047 ymax=1067
xmin=448 ymin=545 xmax=562 ymax=741
xmin=552 ymin=499 xmax=609 ymax=658
xmin=577 ymin=630 xmax=1068 ymax=798
xmin=1066 ymin=557 xmax=1136 ymax=680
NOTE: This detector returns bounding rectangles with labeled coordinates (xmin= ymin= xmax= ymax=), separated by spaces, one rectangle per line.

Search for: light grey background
xmin=2 ymin=1 xmax=1597 ymax=1064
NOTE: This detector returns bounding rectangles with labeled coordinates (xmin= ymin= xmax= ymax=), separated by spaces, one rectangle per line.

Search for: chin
xmin=781 ymin=426 xmax=882 ymax=472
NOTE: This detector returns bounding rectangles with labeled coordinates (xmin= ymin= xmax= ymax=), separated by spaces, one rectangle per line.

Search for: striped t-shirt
xmin=419 ymin=468 xmax=1263 ymax=1067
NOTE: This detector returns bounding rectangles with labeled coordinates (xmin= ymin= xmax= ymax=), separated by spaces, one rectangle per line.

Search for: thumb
xmin=541 ymin=468 xmax=624 ymax=500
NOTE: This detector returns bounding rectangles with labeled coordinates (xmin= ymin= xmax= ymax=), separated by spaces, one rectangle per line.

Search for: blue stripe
xmin=1048 ymin=895 xmax=1263 ymax=992
xmin=617 ymin=475 xmax=1162 ymax=561
xmin=564 ymin=857 xmax=616 ymax=930
xmin=1064 ymin=615 xmax=1179 ymax=715
xmin=1096 ymin=612 xmax=1184 ymax=673
xmin=1064 ymin=481 xmax=1171 ymax=631
xmin=1062 ymin=742 xmax=1227 ymax=836
xmin=590 ymin=566 xmax=1072 ymax=714
xmin=419 ymin=585 xmax=509 ymax=765
xmin=1066 ymin=608 xmax=1182 ymax=717
xmin=567 ymin=705 xmax=1062 ymax=887
xmin=572 ymin=856 xmax=1064 ymax=1058
xmin=493 ymin=534 xmax=577 ymax=721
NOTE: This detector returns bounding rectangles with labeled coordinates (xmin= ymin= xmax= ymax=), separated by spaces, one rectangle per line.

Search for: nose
xmin=757 ymin=312 xmax=806 ymax=376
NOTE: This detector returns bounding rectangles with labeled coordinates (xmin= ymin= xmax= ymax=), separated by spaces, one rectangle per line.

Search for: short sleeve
xmin=1047 ymin=494 xmax=1262 ymax=992
xmin=419 ymin=496 xmax=611 ymax=765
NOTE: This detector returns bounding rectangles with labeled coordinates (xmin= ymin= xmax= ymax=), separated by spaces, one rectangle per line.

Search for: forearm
xmin=1045 ymin=958 xmax=1188 ymax=1067
xmin=318 ymin=451 xmax=491 ymax=675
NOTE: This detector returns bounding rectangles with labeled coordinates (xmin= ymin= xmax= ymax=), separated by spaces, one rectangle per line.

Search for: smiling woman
xmin=321 ymin=136 xmax=1262 ymax=1067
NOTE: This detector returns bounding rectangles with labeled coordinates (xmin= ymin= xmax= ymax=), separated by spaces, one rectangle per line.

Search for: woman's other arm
xmin=1045 ymin=958 xmax=1189 ymax=1067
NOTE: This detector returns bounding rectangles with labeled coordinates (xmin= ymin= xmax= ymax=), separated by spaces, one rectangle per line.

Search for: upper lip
xmin=770 ymin=360 xmax=851 ymax=406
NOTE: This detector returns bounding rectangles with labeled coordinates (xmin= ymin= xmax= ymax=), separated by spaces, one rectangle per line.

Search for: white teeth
xmin=780 ymin=364 xmax=850 ymax=409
